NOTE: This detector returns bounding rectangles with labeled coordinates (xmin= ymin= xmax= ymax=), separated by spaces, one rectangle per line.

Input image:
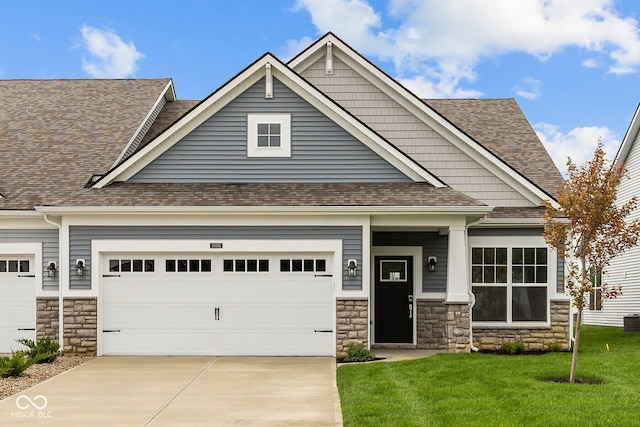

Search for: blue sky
xmin=2 ymin=0 xmax=640 ymax=174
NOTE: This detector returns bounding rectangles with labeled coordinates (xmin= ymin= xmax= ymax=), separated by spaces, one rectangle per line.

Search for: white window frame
xmin=247 ymin=114 xmax=291 ymax=158
xmin=468 ymin=236 xmax=556 ymax=327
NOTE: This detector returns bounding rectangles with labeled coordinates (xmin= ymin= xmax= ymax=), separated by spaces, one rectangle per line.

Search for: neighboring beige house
xmin=0 ymin=33 xmax=569 ymax=357
xmin=583 ymin=104 xmax=640 ymax=327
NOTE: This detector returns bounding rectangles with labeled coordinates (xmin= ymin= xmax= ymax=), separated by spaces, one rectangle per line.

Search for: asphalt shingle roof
xmin=52 ymin=182 xmax=487 ymax=208
xmin=425 ymin=98 xmax=564 ymax=199
xmin=0 ymin=78 xmax=562 ymax=216
xmin=0 ymin=79 xmax=171 ymax=210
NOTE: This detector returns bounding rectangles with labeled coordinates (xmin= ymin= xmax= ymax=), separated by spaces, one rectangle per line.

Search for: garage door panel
xmin=101 ymin=252 xmax=334 ymax=356
xmin=0 ymin=258 xmax=36 ymax=353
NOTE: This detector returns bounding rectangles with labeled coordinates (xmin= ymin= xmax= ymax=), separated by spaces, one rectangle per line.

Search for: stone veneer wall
xmin=472 ymin=299 xmax=571 ymax=351
xmin=63 ymin=298 xmax=97 ymax=355
xmin=336 ymin=298 xmax=368 ymax=358
xmin=446 ymin=303 xmax=470 ymax=352
xmin=36 ymin=297 xmax=59 ymax=341
xmin=416 ymin=299 xmax=447 ymax=349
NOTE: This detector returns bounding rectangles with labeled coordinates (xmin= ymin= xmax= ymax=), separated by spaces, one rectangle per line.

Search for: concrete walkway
xmin=0 ymin=356 xmax=342 ymax=426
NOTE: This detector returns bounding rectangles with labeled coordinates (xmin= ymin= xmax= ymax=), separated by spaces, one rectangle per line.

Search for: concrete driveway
xmin=0 ymin=356 xmax=342 ymax=426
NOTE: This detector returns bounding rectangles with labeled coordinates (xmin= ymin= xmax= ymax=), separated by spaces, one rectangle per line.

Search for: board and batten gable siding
xmin=128 ymin=78 xmax=412 ymax=183
xmin=372 ymin=231 xmax=448 ymax=293
xmin=300 ymin=56 xmax=535 ymax=206
xmin=584 ymin=130 xmax=640 ymax=326
xmin=69 ymin=225 xmax=361 ymax=290
xmin=0 ymin=229 xmax=59 ymax=290
xmin=468 ymin=227 xmax=564 ymax=293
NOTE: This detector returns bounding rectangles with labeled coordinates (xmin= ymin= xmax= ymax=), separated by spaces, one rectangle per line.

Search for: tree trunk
xmin=570 ymin=307 xmax=582 ymax=383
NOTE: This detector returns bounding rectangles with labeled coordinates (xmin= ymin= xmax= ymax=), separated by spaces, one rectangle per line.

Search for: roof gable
xmin=0 ymin=79 xmax=172 ymax=210
xmin=289 ymin=33 xmax=561 ymax=207
xmin=615 ymin=102 xmax=640 ymax=167
xmin=94 ymin=54 xmax=444 ymax=188
xmin=127 ymin=77 xmax=413 ymax=184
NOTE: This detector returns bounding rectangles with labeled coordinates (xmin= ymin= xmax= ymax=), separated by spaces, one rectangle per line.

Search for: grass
xmin=337 ymin=326 xmax=640 ymax=426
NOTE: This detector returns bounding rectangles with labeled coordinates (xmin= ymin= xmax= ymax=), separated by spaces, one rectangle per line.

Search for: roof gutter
xmin=42 ymin=214 xmax=64 ymax=353
xmin=36 ymin=205 xmax=494 ymax=216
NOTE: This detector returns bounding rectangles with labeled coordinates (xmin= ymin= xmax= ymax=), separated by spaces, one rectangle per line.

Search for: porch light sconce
xmin=427 ymin=256 xmax=437 ymax=273
xmin=75 ymin=259 xmax=85 ymax=276
xmin=347 ymin=259 xmax=357 ymax=277
xmin=47 ymin=261 xmax=57 ymax=278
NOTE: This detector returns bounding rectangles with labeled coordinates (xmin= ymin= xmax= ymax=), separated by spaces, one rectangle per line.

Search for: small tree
xmin=543 ymin=142 xmax=640 ymax=383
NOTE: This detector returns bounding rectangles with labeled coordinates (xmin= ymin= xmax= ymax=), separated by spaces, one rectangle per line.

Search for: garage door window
xmin=0 ymin=259 xmax=30 ymax=273
xmin=165 ymin=259 xmax=212 ymax=273
xmin=280 ymin=259 xmax=326 ymax=273
xmin=223 ymin=259 xmax=269 ymax=272
xmin=110 ymin=259 xmax=154 ymax=273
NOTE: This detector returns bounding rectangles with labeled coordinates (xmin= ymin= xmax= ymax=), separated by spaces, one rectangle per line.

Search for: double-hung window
xmin=589 ymin=269 xmax=602 ymax=311
xmin=470 ymin=238 xmax=553 ymax=325
xmin=247 ymin=114 xmax=291 ymax=157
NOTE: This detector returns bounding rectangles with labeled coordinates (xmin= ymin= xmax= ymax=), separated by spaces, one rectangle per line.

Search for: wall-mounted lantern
xmin=76 ymin=259 xmax=85 ymax=276
xmin=428 ymin=256 xmax=437 ymax=273
xmin=347 ymin=259 xmax=357 ymax=277
xmin=47 ymin=261 xmax=57 ymax=278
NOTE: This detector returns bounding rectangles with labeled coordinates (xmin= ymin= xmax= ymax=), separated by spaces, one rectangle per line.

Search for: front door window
xmin=374 ymin=256 xmax=413 ymax=343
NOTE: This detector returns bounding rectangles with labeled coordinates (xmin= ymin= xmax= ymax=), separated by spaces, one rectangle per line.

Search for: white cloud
xmin=290 ymin=0 xmax=640 ymax=97
xmin=79 ymin=25 xmax=144 ymax=78
xmin=534 ymin=122 xmax=620 ymax=174
xmin=582 ymin=58 xmax=600 ymax=68
xmin=513 ymin=76 xmax=541 ymax=100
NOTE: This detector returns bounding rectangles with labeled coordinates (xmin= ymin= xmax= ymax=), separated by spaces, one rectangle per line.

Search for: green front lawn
xmin=337 ymin=326 xmax=640 ymax=426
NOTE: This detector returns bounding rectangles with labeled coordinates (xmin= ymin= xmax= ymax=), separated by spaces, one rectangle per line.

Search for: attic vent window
xmin=247 ymin=114 xmax=291 ymax=158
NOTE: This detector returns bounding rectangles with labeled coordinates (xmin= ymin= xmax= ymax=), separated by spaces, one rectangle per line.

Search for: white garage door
xmin=101 ymin=253 xmax=335 ymax=356
xmin=0 ymin=256 xmax=36 ymax=353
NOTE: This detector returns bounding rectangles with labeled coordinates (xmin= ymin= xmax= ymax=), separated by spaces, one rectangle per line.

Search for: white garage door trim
xmin=0 ymin=243 xmax=42 ymax=353
xmin=94 ymin=239 xmax=342 ymax=356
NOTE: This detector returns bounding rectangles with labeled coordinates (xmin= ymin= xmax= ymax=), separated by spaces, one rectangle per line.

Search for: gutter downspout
xmin=466 ymin=216 xmax=486 ymax=353
xmin=42 ymin=214 xmax=63 ymax=352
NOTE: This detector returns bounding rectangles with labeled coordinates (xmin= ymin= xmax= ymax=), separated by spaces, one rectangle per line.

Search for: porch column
xmin=445 ymin=225 xmax=471 ymax=352
xmin=446 ymin=225 xmax=469 ymax=303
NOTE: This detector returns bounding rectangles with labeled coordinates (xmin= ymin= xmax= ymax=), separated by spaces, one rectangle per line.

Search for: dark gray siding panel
xmin=128 ymin=78 xmax=411 ymax=183
xmin=69 ymin=226 xmax=362 ymax=290
xmin=0 ymin=229 xmax=59 ymax=290
xmin=468 ymin=227 xmax=544 ymax=237
xmin=557 ymin=257 xmax=565 ymax=293
xmin=373 ymin=232 xmax=448 ymax=293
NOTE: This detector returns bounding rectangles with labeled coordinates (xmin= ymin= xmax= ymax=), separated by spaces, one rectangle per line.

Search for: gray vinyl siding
xmin=585 ymin=129 xmax=640 ymax=326
xmin=69 ymin=225 xmax=362 ymax=290
xmin=373 ymin=232 xmax=448 ymax=293
xmin=557 ymin=257 xmax=565 ymax=293
xmin=122 ymin=97 xmax=167 ymax=161
xmin=128 ymin=78 xmax=411 ymax=183
xmin=0 ymin=229 xmax=59 ymax=290
xmin=300 ymin=56 xmax=535 ymax=206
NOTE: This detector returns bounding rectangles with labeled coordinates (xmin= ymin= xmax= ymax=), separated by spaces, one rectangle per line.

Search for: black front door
xmin=374 ymin=256 xmax=413 ymax=343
